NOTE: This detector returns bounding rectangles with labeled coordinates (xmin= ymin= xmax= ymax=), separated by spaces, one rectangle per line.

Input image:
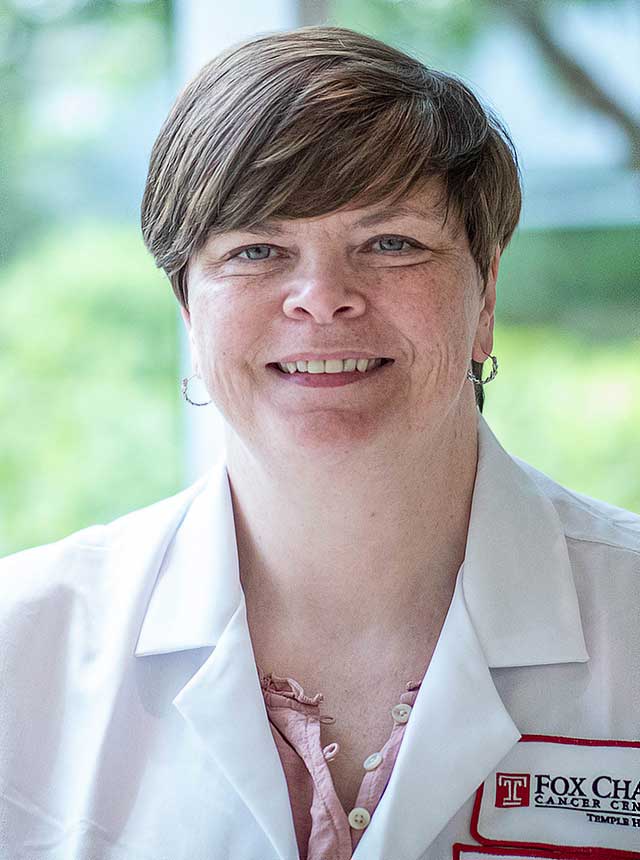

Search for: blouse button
xmin=348 ymin=807 xmax=371 ymax=830
xmin=363 ymin=751 xmax=383 ymax=771
xmin=391 ymin=703 xmax=412 ymax=724
xmin=323 ymin=742 xmax=339 ymax=762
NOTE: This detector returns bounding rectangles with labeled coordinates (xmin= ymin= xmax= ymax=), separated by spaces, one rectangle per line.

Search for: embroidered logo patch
xmin=453 ymin=846 xmax=606 ymax=859
xmin=471 ymin=735 xmax=640 ymax=856
xmin=495 ymin=773 xmax=531 ymax=808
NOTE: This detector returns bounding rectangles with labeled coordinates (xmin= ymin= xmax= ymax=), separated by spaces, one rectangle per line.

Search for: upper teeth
xmin=277 ymin=358 xmax=385 ymax=374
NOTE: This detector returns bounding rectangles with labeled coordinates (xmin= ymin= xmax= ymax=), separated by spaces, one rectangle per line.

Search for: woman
xmin=1 ymin=25 xmax=639 ymax=860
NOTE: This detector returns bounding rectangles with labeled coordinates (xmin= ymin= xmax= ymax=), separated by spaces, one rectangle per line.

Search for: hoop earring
xmin=466 ymin=353 xmax=498 ymax=385
xmin=181 ymin=373 xmax=212 ymax=406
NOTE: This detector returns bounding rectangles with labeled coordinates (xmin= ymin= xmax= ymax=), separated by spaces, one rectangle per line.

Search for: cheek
xmin=399 ymin=280 xmax=471 ymax=363
xmin=188 ymin=308 xmax=224 ymax=384
xmin=191 ymin=291 xmax=237 ymax=357
xmin=190 ymin=292 xmax=267 ymax=392
xmin=389 ymin=283 xmax=476 ymax=405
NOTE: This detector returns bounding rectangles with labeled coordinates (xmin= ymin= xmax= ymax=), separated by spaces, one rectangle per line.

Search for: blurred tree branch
xmin=493 ymin=0 xmax=639 ymax=169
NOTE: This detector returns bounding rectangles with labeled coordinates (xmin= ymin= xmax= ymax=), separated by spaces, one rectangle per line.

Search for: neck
xmin=224 ymin=395 xmax=480 ymax=645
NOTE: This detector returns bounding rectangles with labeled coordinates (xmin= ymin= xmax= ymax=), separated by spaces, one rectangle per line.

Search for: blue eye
xmin=372 ymin=237 xmax=415 ymax=253
xmin=236 ymin=245 xmax=273 ymax=261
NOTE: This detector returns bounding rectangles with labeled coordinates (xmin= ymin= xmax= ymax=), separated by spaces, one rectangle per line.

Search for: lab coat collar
xmin=133 ymin=446 xmax=242 ymax=657
xmin=464 ymin=413 xmax=589 ymax=668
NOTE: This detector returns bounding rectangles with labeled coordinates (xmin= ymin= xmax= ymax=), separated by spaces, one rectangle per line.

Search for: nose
xmin=281 ymin=264 xmax=367 ymax=324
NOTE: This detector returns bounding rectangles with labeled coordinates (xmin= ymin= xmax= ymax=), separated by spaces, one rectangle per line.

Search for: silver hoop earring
xmin=466 ymin=353 xmax=498 ymax=385
xmin=181 ymin=373 xmax=212 ymax=406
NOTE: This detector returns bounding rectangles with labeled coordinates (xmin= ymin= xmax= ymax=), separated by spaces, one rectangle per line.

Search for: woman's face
xmin=181 ymin=180 xmax=498 ymax=456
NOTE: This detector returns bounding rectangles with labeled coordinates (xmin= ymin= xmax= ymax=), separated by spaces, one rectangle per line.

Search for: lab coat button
xmin=363 ymin=751 xmax=383 ymax=770
xmin=348 ymin=807 xmax=371 ymax=830
xmin=391 ymin=703 xmax=412 ymax=724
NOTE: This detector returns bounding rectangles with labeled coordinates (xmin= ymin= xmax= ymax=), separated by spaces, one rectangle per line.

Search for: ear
xmin=180 ymin=304 xmax=191 ymax=332
xmin=472 ymin=246 xmax=500 ymax=363
xmin=179 ymin=304 xmax=200 ymax=375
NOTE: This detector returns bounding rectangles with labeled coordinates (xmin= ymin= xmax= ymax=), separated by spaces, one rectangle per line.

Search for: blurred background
xmin=1 ymin=0 xmax=638 ymax=556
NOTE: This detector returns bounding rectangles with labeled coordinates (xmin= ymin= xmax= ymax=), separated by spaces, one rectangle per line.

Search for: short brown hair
xmin=141 ymin=25 xmax=522 ymax=411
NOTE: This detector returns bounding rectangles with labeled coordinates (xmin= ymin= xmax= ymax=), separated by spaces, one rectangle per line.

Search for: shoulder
xmin=0 ymin=475 xmax=208 ymax=608
xmin=512 ymin=454 xmax=640 ymax=569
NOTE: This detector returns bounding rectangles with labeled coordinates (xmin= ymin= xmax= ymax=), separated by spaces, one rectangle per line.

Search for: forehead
xmin=338 ymin=176 xmax=450 ymax=222
xmin=276 ymin=178 xmax=448 ymax=231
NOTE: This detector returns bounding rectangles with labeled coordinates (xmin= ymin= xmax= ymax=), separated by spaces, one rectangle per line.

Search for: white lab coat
xmin=1 ymin=413 xmax=638 ymax=860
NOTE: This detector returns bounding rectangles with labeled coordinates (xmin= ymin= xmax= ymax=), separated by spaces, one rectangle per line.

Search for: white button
xmin=391 ymin=703 xmax=412 ymax=724
xmin=323 ymin=742 xmax=339 ymax=762
xmin=363 ymin=751 xmax=383 ymax=771
xmin=348 ymin=807 xmax=371 ymax=830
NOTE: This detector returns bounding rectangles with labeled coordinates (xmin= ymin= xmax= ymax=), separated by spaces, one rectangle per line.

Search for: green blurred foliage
xmin=330 ymin=0 xmax=481 ymax=63
xmin=0 ymin=223 xmax=182 ymax=557
xmin=497 ymin=225 xmax=639 ymax=335
xmin=0 ymin=0 xmax=172 ymax=266
xmin=486 ymin=326 xmax=640 ymax=515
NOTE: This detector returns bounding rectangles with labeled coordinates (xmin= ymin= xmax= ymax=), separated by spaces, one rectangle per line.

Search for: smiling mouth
xmin=268 ymin=358 xmax=394 ymax=374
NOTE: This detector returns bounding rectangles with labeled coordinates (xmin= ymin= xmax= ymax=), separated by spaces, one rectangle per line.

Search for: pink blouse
xmin=258 ymin=665 xmax=423 ymax=860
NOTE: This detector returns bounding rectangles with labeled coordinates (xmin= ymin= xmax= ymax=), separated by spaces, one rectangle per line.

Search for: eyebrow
xmin=352 ymin=203 xmax=443 ymax=229
xmin=225 ymin=203 xmax=443 ymax=238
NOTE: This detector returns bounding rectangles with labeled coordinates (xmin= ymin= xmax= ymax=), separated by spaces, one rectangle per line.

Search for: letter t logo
xmin=495 ymin=773 xmax=531 ymax=807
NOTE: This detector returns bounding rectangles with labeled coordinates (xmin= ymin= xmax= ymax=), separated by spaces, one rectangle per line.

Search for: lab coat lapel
xmin=135 ymin=452 xmax=299 ymax=860
xmin=173 ymin=593 xmax=298 ymax=860
xmin=463 ymin=414 xmax=589 ymax=667
xmin=351 ymin=573 xmax=521 ymax=860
